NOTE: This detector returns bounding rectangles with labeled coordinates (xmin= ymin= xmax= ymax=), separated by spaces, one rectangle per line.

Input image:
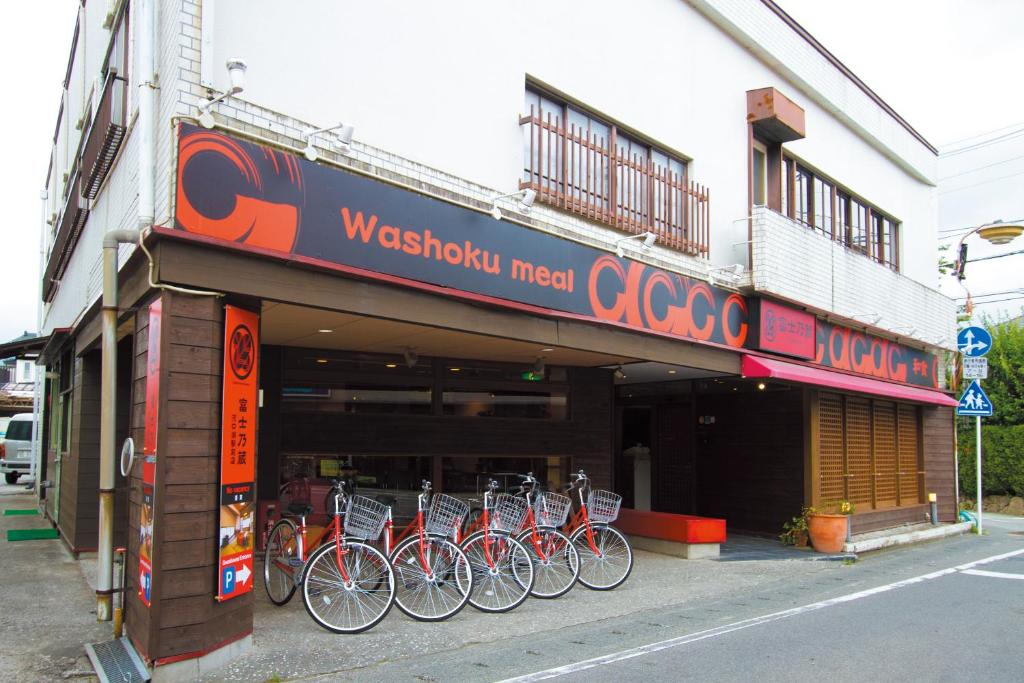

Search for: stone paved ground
xmin=0 ymin=482 xmax=107 ymax=683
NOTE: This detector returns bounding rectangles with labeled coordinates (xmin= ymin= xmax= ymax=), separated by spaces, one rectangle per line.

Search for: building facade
xmin=37 ymin=0 xmax=957 ymax=675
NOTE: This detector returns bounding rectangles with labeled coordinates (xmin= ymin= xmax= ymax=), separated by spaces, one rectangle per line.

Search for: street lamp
xmin=953 ymin=219 xmax=1024 ymax=314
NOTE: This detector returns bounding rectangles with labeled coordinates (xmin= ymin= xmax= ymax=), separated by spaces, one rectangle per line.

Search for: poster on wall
xmin=138 ymin=299 xmax=162 ymax=608
xmin=217 ymin=305 xmax=259 ymax=601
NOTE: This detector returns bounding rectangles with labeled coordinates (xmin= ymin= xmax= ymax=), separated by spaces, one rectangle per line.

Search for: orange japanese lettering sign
xmin=217 ymin=305 xmax=259 ymax=601
xmin=138 ymin=299 xmax=161 ymax=608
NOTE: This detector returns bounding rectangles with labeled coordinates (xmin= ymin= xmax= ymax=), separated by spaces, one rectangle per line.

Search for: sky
xmin=1 ymin=1 xmax=1023 ymax=346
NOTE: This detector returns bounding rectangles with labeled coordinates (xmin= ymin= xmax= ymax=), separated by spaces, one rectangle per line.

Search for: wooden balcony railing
xmin=80 ymin=70 xmax=128 ymax=200
xmin=42 ymin=169 xmax=89 ymax=302
xmin=519 ymin=111 xmax=709 ymax=258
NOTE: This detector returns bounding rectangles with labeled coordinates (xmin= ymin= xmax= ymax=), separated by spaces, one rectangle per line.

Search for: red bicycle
xmin=515 ymin=472 xmax=580 ymax=598
xmin=384 ymin=480 xmax=474 ymax=621
xmin=460 ymin=479 xmax=535 ymax=612
xmin=263 ymin=478 xmax=396 ymax=633
xmin=563 ymin=470 xmax=633 ymax=590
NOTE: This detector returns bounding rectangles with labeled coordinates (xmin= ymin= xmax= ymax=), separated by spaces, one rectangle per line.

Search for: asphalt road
xmin=323 ymin=516 xmax=1024 ymax=683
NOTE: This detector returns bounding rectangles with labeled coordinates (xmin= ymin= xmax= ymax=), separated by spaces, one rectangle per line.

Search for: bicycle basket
xmin=425 ymin=493 xmax=469 ymax=537
xmin=586 ymin=489 xmax=622 ymax=524
xmin=533 ymin=491 xmax=572 ymax=528
xmin=489 ymin=493 xmax=529 ymax=534
xmin=343 ymin=495 xmax=390 ymax=541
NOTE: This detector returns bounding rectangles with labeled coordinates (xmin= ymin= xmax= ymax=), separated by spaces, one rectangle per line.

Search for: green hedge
xmin=958 ymin=423 xmax=1024 ymax=497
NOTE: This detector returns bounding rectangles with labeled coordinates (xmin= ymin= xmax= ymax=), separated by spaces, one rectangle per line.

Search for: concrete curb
xmin=843 ymin=521 xmax=974 ymax=554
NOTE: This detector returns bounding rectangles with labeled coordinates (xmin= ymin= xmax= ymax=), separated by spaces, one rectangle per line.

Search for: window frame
xmin=781 ymin=153 xmax=901 ymax=271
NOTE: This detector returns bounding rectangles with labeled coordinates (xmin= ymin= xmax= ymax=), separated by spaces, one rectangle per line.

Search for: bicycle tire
xmin=516 ymin=527 xmax=579 ymax=599
xmin=390 ymin=535 xmax=473 ymax=621
xmin=264 ymin=519 xmax=299 ymax=606
xmin=301 ymin=540 xmax=395 ymax=633
xmin=570 ymin=524 xmax=633 ymax=590
xmin=460 ymin=531 xmax=535 ymax=613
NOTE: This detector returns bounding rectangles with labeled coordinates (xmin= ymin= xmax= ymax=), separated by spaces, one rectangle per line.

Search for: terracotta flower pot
xmin=807 ymin=513 xmax=848 ymax=553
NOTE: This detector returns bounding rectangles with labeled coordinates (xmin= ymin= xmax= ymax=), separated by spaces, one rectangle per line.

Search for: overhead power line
xmin=940 ymin=127 xmax=1024 ymax=158
xmin=938 ymin=167 xmax=1024 ymax=195
xmin=940 ymin=119 xmax=1024 ymax=148
xmin=939 ymin=153 xmax=1024 ymax=181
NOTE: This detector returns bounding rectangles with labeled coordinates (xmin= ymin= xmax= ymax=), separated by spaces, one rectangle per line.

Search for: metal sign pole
xmin=976 ymin=415 xmax=982 ymax=534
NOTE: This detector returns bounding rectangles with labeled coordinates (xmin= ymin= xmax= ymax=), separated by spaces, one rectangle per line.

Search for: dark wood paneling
xmin=654 ymin=403 xmax=694 ymax=514
xmin=922 ymin=406 xmax=957 ymax=522
xmin=851 ymin=504 xmax=930 ymax=534
xmin=695 ymin=387 xmax=804 ymax=534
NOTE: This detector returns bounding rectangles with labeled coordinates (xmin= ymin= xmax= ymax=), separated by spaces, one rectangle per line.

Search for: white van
xmin=1 ymin=413 xmax=33 ymax=484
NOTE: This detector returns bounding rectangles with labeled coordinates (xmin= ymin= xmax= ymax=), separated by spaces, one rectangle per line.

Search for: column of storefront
xmin=125 ymin=290 xmax=253 ymax=669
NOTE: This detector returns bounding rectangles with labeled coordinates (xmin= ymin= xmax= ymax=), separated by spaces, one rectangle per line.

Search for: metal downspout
xmin=97 ymin=230 xmax=138 ymax=622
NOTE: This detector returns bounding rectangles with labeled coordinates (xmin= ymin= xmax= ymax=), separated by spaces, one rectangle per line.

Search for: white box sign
xmin=963 ymin=357 xmax=988 ymax=380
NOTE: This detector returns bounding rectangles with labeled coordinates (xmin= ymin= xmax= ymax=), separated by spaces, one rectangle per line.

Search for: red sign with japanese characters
xmin=750 ymin=300 xmax=816 ymax=360
xmin=217 ymin=305 xmax=259 ymax=601
xmin=138 ymin=299 xmax=161 ymax=608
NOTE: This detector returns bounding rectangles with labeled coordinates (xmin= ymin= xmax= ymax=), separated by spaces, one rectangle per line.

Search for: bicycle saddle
xmin=287 ymin=502 xmax=315 ymax=517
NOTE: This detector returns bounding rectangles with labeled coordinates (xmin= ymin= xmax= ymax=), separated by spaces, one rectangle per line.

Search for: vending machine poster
xmin=217 ymin=305 xmax=259 ymax=601
xmin=138 ymin=299 xmax=162 ymax=608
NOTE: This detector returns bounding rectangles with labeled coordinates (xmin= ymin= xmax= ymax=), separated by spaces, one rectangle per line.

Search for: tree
xmin=976 ymin=313 xmax=1024 ymax=427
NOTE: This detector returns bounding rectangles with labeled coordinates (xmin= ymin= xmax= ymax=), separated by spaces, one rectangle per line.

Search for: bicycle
xmin=515 ymin=472 xmax=580 ymax=599
xmin=459 ymin=479 xmax=536 ymax=612
xmin=563 ymin=470 xmax=633 ymax=590
xmin=263 ymin=479 xmax=396 ymax=633
xmin=385 ymin=480 xmax=474 ymax=622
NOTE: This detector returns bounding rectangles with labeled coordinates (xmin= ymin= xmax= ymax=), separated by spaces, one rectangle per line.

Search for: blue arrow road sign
xmin=957 ymin=326 xmax=992 ymax=357
xmin=957 ymin=379 xmax=993 ymax=416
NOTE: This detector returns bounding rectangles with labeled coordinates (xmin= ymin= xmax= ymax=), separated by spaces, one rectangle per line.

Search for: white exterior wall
xmin=203 ymin=0 xmax=937 ymax=286
xmin=44 ymin=0 xmax=950 ymax=348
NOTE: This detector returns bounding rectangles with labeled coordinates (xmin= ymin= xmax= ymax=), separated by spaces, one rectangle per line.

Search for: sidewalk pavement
xmin=0 ymin=484 xmax=108 ymax=682
xmin=2 ymin=477 xmax=1011 ymax=683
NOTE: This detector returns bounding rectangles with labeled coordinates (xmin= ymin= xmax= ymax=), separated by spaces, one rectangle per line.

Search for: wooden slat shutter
xmin=818 ymin=392 xmax=845 ymax=504
xmin=873 ymin=401 xmax=898 ymax=507
xmin=897 ymin=404 xmax=920 ymax=504
xmin=845 ymin=397 xmax=873 ymax=507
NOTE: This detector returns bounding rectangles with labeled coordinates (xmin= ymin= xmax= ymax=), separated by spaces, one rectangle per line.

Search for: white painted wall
xmin=205 ymin=0 xmax=938 ymax=284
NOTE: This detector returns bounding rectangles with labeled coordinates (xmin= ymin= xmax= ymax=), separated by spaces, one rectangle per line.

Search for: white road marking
xmin=962 ymin=569 xmax=1024 ymax=581
xmin=498 ymin=547 xmax=1024 ymax=683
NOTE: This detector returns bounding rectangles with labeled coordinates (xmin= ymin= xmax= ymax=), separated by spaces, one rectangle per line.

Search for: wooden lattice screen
xmin=873 ymin=401 xmax=898 ymax=507
xmin=897 ymin=404 xmax=920 ymax=504
xmin=818 ymin=392 xmax=846 ymax=503
xmin=845 ymin=397 xmax=873 ymax=507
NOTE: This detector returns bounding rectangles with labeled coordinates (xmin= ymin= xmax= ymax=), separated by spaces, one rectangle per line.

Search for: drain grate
xmin=85 ymin=637 xmax=150 ymax=683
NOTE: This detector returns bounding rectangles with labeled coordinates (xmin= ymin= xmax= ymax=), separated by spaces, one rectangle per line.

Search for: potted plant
xmin=779 ymin=508 xmax=811 ymax=548
xmin=807 ymin=500 xmax=853 ymax=554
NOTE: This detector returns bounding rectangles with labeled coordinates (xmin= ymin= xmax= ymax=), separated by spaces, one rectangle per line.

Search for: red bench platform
xmin=615 ymin=508 xmax=726 ymax=558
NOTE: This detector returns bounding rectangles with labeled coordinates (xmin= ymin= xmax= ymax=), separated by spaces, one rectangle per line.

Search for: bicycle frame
xmin=517 ymin=476 xmax=556 ymax=563
xmin=268 ymin=486 xmax=355 ymax=587
xmin=564 ymin=475 xmax=604 ymax=559
xmin=385 ymin=482 xmax=444 ymax=579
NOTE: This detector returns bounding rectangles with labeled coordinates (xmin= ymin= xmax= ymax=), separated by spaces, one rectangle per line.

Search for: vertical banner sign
xmin=138 ymin=299 xmax=162 ymax=608
xmin=217 ymin=306 xmax=259 ymax=601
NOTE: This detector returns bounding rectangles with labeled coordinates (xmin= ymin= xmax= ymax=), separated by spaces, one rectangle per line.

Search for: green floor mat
xmin=3 ymin=509 xmax=39 ymax=516
xmin=7 ymin=528 xmax=59 ymax=541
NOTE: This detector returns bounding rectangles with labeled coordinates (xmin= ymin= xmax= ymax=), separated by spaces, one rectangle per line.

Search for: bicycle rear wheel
xmin=516 ymin=528 xmax=579 ymax=599
xmin=264 ymin=519 xmax=298 ymax=606
xmin=390 ymin=535 xmax=473 ymax=621
xmin=570 ymin=524 xmax=633 ymax=590
xmin=461 ymin=531 xmax=535 ymax=613
xmin=302 ymin=541 xmax=395 ymax=633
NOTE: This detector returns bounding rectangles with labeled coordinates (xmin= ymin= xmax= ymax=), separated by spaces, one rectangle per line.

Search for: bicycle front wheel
xmin=302 ymin=541 xmax=395 ymax=633
xmin=390 ymin=535 xmax=473 ymax=621
xmin=264 ymin=519 xmax=298 ymax=606
xmin=461 ymin=531 xmax=535 ymax=613
xmin=516 ymin=527 xmax=579 ymax=599
xmin=570 ymin=524 xmax=633 ymax=590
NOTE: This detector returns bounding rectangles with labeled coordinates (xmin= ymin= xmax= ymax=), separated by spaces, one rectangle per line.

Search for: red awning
xmin=742 ymin=355 xmax=960 ymax=407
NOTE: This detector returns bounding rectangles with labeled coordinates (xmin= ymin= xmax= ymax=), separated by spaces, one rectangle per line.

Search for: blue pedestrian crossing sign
xmin=957 ymin=380 xmax=993 ymax=416
xmin=957 ymin=326 xmax=992 ymax=357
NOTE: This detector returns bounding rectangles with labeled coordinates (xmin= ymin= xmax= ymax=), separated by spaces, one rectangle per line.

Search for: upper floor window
xmin=782 ymin=155 xmax=900 ymax=271
xmin=521 ymin=86 xmax=710 ymax=258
